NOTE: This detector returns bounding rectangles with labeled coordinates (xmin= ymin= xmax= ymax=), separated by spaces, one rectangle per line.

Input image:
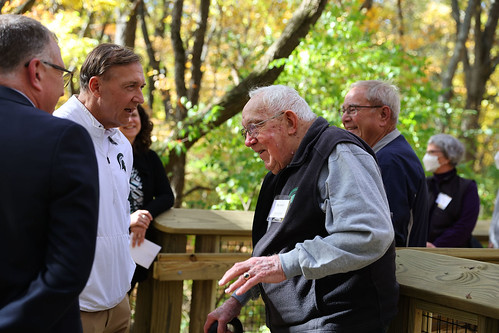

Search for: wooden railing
xmin=130 ymin=209 xmax=498 ymax=333
xmin=131 ymin=209 xmax=253 ymax=333
xmin=388 ymin=248 xmax=499 ymax=333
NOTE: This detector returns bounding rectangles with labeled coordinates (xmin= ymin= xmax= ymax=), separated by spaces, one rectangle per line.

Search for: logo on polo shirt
xmin=117 ymin=153 xmax=126 ymax=172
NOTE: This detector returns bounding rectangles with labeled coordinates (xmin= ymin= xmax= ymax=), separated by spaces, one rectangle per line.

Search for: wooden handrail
xmin=388 ymin=249 xmax=499 ymax=332
xmin=396 ymin=247 xmax=499 ymax=264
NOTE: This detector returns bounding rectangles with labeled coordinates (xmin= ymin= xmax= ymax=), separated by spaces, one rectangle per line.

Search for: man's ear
xmin=379 ymin=105 xmax=392 ymax=125
xmin=26 ymin=60 xmax=44 ymax=92
xmin=88 ymin=76 xmax=101 ymax=97
xmin=284 ymin=110 xmax=299 ymax=135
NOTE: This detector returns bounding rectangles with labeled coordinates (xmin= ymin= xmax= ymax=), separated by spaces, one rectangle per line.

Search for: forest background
xmin=3 ymin=0 xmax=498 ymax=218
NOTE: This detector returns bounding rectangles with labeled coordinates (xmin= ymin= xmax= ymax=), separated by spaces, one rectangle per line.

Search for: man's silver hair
xmin=350 ymin=80 xmax=401 ymax=122
xmin=428 ymin=134 xmax=465 ymax=166
xmin=249 ymin=85 xmax=317 ymax=121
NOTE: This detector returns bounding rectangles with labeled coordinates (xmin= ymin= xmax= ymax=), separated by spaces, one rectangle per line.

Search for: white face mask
xmin=423 ymin=153 xmax=441 ymax=172
xmin=495 ymin=151 xmax=499 ymax=169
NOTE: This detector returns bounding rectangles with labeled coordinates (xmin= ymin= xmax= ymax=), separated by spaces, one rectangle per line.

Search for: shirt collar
xmin=372 ymin=129 xmax=400 ymax=153
xmin=11 ymin=88 xmax=35 ymax=107
xmin=71 ymin=95 xmax=123 ymax=142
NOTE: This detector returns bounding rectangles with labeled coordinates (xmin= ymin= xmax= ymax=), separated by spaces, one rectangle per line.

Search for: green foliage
xmin=181 ymin=0 xmax=498 ymax=216
xmin=10 ymin=0 xmax=496 ymax=216
xmin=183 ymin=114 xmax=268 ymax=210
xmin=274 ymin=0 xmax=498 ymax=217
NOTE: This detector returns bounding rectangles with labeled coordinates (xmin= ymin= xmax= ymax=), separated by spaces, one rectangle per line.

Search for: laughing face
xmin=92 ymin=62 xmax=145 ymax=129
xmin=341 ymin=86 xmax=382 ymax=147
xmin=242 ymin=95 xmax=294 ymax=175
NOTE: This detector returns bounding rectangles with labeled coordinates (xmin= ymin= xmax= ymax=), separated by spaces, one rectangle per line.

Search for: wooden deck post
xmin=136 ymin=208 xmax=253 ymax=332
xmin=189 ymin=235 xmax=220 ymax=333
xmin=133 ymin=231 xmax=187 ymax=333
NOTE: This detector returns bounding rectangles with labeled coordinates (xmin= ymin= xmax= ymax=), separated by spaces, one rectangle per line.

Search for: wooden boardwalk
xmin=130 ymin=208 xmax=497 ymax=333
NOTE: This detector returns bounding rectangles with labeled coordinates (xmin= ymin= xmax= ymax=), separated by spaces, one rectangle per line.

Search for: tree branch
xmin=188 ymin=0 xmax=210 ymax=106
xmin=440 ymin=0 xmax=476 ymax=102
xmin=161 ymin=0 xmax=328 ymax=155
xmin=178 ymin=0 xmax=328 ymax=150
xmin=397 ymin=0 xmax=404 ymax=39
xmin=0 ymin=0 xmax=8 ymax=12
xmin=14 ymin=0 xmax=36 ymax=14
xmin=171 ymin=0 xmax=188 ymax=119
xmin=481 ymin=0 xmax=499 ymax=78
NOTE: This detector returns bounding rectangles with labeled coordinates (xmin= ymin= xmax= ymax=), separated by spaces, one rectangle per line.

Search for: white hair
xmin=350 ymin=80 xmax=401 ymax=122
xmin=249 ymin=85 xmax=317 ymax=121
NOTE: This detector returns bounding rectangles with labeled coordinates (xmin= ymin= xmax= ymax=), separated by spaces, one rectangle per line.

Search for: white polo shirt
xmin=54 ymin=95 xmax=136 ymax=311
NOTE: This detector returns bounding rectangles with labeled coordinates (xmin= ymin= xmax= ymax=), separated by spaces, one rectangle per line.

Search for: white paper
xmin=129 ymin=237 xmax=162 ymax=268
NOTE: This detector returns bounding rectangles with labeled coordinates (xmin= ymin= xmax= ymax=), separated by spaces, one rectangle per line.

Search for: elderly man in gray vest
xmin=205 ymin=85 xmax=399 ymax=333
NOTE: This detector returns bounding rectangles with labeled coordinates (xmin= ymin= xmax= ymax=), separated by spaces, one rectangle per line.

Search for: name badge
xmin=267 ymin=195 xmax=291 ymax=224
xmin=436 ymin=192 xmax=452 ymax=210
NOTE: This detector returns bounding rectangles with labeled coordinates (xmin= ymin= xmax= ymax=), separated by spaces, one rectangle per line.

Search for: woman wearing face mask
xmin=423 ymin=134 xmax=480 ymax=248
xmin=489 ymin=151 xmax=499 ymax=248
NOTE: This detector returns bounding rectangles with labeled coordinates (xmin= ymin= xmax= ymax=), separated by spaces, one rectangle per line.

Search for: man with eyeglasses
xmin=24 ymin=60 xmax=74 ymax=88
xmin=341 ymin=80 xmax=429 ymax=247
xmin=0 ymin=15 xmax=99 ymax=332
xmin=205 ymin=85 xmax=398 ymax=333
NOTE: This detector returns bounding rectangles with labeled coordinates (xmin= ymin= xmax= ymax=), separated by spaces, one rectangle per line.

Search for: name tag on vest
xmin=267 ymin=195 xmax=291 ymax=224
xmin=436 ymin=192 xmax=452 ymax=210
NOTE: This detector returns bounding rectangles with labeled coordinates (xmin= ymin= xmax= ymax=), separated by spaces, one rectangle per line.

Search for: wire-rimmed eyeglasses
xmin=25 ymin=60 xmax=74 ymax=88
xmin=339 ymin=105 xmax=383 ymax=117
xmin=240 ymin=111 xmax=285 ymax=138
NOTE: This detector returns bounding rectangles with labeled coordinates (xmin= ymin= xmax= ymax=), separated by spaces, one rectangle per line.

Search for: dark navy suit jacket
xmin=0 ymin=86 xmax=99 ymax=332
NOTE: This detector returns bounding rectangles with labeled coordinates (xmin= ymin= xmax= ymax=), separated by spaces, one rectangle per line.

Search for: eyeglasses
xmin=240 ymin=111 xmax=285 ymax=138
xmin=339 ymin=105 xmax=383 ymax=116
xmin=25 ymin=60 xmax=74 ymax=87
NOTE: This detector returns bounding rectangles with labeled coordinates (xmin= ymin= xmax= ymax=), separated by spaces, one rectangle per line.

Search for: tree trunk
xmin=188 ymin=0 xmax=210 ymax=106
xmin=115 ymin=0 xmax=140 ymax=48
xmin=0 ymin=0 xmax=8 ymax=12
xmin=13 ymin=0 xmax=36 ymax=14
xmin=139 ymin=1 xmax=158 ymax=108
xmin=171 ymin=0 xmax=188 ymax=121
xmin=461 ymin=0 xmax=499 ymax=164
xmin=360 ymin=0 xmax=373 ymax=11
xmin=396 ymin=0 xmax=404 ymax=39
xmin=440 ymin=0 xmax=476 ymax=104
xmin=168 ymin=146 xmax=186 ymax=208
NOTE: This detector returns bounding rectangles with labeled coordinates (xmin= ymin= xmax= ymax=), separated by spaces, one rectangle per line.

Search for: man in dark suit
xmin=0 ymin=15 xmax=99 ymax=333
xmin=341 ymin=80 xmax=429 ymax=247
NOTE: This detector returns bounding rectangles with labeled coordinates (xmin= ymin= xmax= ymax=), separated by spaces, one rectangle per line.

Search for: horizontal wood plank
xmin=153 ymin=253 xmax=251 ymax=281
xmin=397 ymin=247 xmax=499 ymax=264
xmin=395 ymin=249 xmax=499 ymax=320
xmin=153 ymin=208 xmax=253 ymax=236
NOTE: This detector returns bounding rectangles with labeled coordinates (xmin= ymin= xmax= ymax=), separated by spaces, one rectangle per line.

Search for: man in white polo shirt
xmin=54 ymin=43 xmax=146 ymax=333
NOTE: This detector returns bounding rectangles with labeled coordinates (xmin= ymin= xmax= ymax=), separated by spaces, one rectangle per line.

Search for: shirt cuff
xmin=279 ymin=249 xmax=302 ymax=278
xmin=231 ymin=286 xmax=260 ymax=306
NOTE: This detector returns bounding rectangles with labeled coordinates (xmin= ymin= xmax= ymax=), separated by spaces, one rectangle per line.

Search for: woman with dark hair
xmin=120 ymin=104 xmax=175 ymax=290
xmin=423 ymin=134 xmax=480 ymax=248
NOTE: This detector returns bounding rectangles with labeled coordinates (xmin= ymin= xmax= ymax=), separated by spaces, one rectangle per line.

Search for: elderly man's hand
xmin=204 ymin=297 xmax=242 ymax=333
xmin=219 ymin=255 xmax=286 ymax=295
